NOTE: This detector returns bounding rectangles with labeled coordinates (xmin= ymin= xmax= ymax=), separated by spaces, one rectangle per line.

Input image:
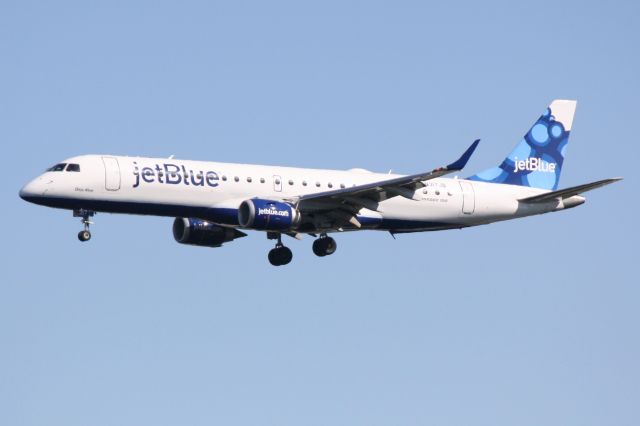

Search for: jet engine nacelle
xmin=238 ymin=199 xmax=300 ymax=231
xmin=172 ymin=218 xmax=246 ymax=248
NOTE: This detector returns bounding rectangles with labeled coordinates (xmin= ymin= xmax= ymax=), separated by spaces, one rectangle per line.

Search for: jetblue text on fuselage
xmin=132 ymin=162 xmax=219 ymax=188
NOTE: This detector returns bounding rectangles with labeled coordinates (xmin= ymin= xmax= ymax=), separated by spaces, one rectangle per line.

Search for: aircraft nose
xmin=19 ymin=178 xmax=44 ymax=202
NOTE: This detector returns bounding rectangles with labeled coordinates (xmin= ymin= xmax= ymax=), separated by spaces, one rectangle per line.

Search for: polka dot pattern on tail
xmin=468 ymin=102 xmax=572 ymax=191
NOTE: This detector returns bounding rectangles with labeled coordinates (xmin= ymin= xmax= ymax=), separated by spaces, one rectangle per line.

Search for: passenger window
xmin=260 ymin=178 xmax=265 ymax=183
xmin=340 ymin=183 xmax=345 ymax=189
xmin=66 ymin=163 xmax=80 ymax=172
xmin=316 ymin=182 xmax=321 ymax=187
xmin=288 ymin=179 xmax=294 ymax=185
xmin=302 ymin=181 xmax=307 ymax=186
xmin=234 ymin=176 xmax=239 ymax=182
xmin=247 ymin=177 xmax=252 ymax=183
xmin=222 ymin=175 xmax=227 ymax=181
xmin=328 ymin=183 xmax=333 ymax=188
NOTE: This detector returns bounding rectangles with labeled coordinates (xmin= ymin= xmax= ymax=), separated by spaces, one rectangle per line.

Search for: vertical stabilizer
xmin=468 ymin=100 xmax=576 ymax=190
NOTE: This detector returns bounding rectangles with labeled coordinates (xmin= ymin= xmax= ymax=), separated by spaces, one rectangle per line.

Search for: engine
xmin=238 ymin=199 xmax=300 ymax=231
xmin=172 ymin=218 xmax=246 ymax=248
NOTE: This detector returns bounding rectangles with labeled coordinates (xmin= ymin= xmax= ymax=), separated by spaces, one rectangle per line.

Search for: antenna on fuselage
xmin=168 ymin=155 xmax=175 ymax=159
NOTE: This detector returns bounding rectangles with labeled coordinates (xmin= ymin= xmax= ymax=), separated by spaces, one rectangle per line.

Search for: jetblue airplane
xmin=20 ymin=100 xmax=620 ymax=266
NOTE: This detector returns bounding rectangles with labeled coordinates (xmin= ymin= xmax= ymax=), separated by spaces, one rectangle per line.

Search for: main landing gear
xmin=312 ymin=234 xmax=337 ymax=257
xmin=266 ymin=232 xmax=337 ymax=266
xmin=74 ymin=209 xmax=95 ymax=242
xmin=268 ymin=233 xmax=293 ymax=266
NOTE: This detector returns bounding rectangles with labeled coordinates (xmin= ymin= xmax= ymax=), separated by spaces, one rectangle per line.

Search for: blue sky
xmin=1 ymin=1 xmax=638 ymax=425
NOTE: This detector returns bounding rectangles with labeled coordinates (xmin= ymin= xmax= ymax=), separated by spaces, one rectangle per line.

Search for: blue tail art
xmin=468 ymin=100 xmax=577 ymax=190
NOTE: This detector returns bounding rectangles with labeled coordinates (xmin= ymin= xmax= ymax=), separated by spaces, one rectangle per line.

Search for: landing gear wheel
xmin=267 ymin=233 xmax=293 ymax=266
xmin=78 ymin=230 xmax=92 ymax=242
xmin=324 ymin=237 xmax=337 ymax=255
xmin=268 ymin=246 xmax=293 ymax=266
xmin=312 ymin=235 xmax=337 ymax=257
xmin=268 ymin=248 xmax=279 ymax=265
xmin=278 ymin=246 xmax=293 ymax=265
xmin=312 ymin=238 xmax=327 ymax=257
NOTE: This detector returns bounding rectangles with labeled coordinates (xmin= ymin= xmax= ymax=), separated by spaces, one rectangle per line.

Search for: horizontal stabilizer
xmin=519 ymin=177 xmax=622 ymax=203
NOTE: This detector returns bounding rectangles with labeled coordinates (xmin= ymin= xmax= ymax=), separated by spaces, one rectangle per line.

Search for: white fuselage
xmin=19 ymin=154 xmax=579 ymax=233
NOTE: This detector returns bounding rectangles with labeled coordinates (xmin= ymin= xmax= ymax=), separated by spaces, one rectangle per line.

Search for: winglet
xmin=445 ymin=139 xmax=480 ymax=171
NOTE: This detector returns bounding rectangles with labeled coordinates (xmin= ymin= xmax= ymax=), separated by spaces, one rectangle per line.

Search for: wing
xmin=518 ymin=177 xmax=622 ymax=203
xmin=290 ymin=140 xmax=480 ymax=229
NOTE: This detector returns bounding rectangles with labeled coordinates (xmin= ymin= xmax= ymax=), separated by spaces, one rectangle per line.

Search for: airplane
xmin=19 ymin=100 xmax=621 ymax=266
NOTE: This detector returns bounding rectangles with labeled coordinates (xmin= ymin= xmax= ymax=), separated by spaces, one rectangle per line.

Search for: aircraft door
xmin=102 ymin=156 xmax=121 ymax=191
xmin=459 ymin=180 xmax=475 ymax=214
xmin=273 ymin=175 xmax=282 ymax=192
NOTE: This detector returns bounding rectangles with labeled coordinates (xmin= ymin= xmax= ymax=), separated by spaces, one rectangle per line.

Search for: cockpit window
xmin=66 ymin=163 xmax=80 ymax=172
xmin=47 ymin=163 xmax=67 ymax=172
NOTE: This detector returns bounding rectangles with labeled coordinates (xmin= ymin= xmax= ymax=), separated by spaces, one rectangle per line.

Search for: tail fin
xmin=468 ymin=99 xmax=577 ymax=190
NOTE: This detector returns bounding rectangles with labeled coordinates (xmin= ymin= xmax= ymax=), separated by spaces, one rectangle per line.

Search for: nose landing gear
xmin=312 ymin=234 xmax=337 ymax=257
xmin=268 ymin=233 xmax=293 ymax=266
xmin=74 ymin=209 xmax=95 ymax=242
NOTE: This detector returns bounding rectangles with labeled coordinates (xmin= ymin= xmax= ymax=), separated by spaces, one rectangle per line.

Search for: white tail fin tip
xmin=550 ymin=99 xmax=577 ymax=131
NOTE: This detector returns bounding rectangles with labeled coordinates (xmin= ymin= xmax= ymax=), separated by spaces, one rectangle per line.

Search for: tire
xmin=78 ymin=230 xmax=91 ymax=242
xmin=280 ymin=246 xmax=293 ymax=265
xmin=313 ymin=237 xmax=337 ymax=257
xmin=312 ymin=239 xmax=327 ymax=257
xmin=268 ymin=246 xmax=293 ymax=266
xmin=324 ymin=237 xmax=337 ymax=255
xmin=268 ymin=248 xmax=280 ymax=266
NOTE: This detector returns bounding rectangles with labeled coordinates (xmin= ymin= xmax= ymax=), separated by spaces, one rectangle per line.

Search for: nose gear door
xmin=102 ymin=156 xmax=121 ymax=191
